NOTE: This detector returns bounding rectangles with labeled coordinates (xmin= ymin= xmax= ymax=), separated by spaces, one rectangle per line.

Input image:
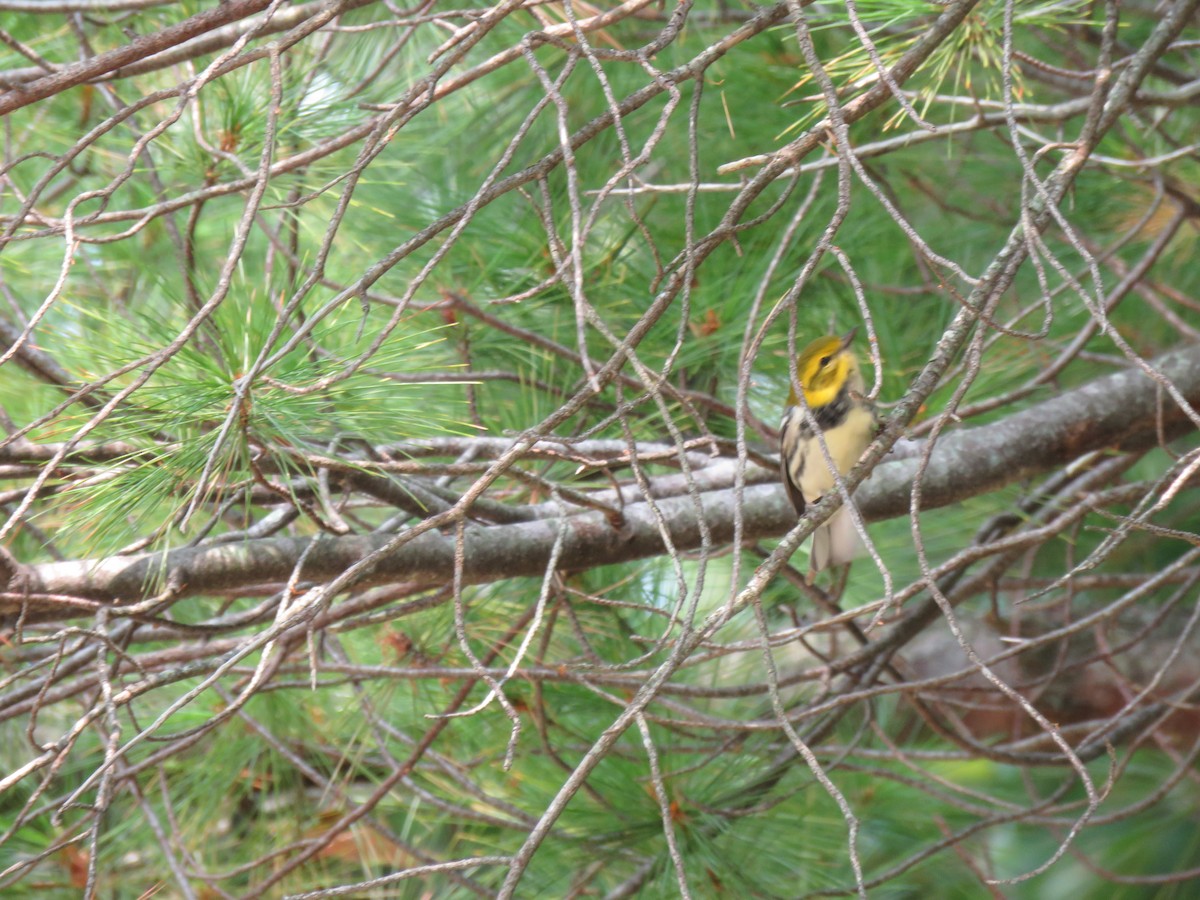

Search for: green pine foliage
xmin=1 ymin=0 xmax=1198 ymax=896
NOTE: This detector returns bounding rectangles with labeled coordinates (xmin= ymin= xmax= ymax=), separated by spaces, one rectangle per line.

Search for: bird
xmin=779 ymin=327 xmax=876 ymax=576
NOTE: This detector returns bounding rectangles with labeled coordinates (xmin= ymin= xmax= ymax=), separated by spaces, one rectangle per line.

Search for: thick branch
xmin=0 ymin=0 xmax=277 ymax=115
xmin=5 ymin=344 xmax=1198 ymax=612
xmin=863 ymin=343 xmax=1200 ymax=519
xmin=0 ymin=0 xmax=377 ymax=86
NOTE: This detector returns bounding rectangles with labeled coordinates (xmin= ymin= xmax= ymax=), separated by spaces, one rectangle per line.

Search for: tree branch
xmin=7 ymin=344 xmax=1197 ymax=616
xmin=0 ymin=0 xmax=287 ymax=114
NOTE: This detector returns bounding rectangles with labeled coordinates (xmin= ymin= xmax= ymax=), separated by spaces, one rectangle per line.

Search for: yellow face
xmin=786 ymin=331 xmax=859 ymax=409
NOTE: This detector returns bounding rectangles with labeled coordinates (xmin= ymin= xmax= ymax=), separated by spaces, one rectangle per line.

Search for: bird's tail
xmin=811 ymin=505 xmax=863 ymax=573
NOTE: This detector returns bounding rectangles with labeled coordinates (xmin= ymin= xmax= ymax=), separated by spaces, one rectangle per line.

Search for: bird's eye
xmin=819 ymin=355 xmax=831 ymax=367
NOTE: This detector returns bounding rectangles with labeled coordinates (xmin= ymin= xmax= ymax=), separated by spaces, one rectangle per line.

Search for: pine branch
xmin=6 ymin=343 xmax=1196 ymax=618
xmin=0 ymin=0 xmax=279 ymax=113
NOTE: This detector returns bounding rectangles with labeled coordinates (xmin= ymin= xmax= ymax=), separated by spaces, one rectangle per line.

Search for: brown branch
xmin=865 ymin=343 xmax=1200 ymax=519
xmin=9 ymin=343 xmax=1198 ymax=614
xmin=0 ymin=0 xmax=279 ymax=115
xmin=0 ymin=0 xmax=175 ymax=10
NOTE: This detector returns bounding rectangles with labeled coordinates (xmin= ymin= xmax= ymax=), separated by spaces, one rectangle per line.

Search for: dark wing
xmin=779 ymin=435 xmax=806 ymax=517
xmin=782 ymin=467 xmax=806 ymax=516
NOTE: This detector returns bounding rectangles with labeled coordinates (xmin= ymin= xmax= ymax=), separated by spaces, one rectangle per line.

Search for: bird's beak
xmin=839 ymin=327 xmax=858 ymax=350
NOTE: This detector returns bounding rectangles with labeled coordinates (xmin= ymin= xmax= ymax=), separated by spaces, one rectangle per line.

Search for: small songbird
xmin=779 ymin=328 xmax=875 ymax=575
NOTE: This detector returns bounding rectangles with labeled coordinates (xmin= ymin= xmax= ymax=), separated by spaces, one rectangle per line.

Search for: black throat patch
xmin=811 ymin=380 xmax=852 ymax=432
